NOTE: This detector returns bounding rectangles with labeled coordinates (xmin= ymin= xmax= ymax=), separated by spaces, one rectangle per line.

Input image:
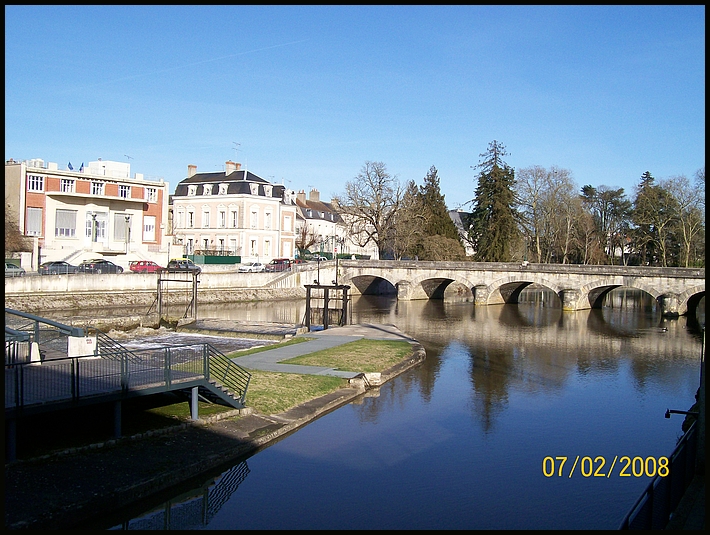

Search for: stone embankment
xmin=4 ymin=270 xmax=312 ymax=313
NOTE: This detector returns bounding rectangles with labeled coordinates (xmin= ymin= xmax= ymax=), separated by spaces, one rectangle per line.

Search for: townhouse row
xmin=5 ymin=158 xmax=378 ymax=271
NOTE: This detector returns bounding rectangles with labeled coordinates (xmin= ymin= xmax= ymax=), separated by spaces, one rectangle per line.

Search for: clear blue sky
xmin=5 ymin=5 xmax=705 ymax=209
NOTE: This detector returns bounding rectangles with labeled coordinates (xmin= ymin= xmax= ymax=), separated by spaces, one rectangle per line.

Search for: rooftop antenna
xmin=233 ymin=142 xmax=247 ymax=172
xmin=125 ymin=154 xmax=133 ymax=162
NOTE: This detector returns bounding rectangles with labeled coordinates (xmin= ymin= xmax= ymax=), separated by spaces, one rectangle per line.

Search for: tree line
xmin=333 ymin=140 xmax=705 ymax=267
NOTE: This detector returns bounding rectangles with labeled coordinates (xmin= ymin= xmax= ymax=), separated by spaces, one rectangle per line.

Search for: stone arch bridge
xmin=291 ymin=260 xmax=704 ymax=318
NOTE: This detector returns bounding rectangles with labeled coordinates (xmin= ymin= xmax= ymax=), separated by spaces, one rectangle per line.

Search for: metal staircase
xmin=181 ymin=344 xmax=251 ymax=408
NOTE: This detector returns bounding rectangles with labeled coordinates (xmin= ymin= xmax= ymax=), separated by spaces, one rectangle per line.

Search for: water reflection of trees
xmin=80 ymin=291 xmax=702 ymax=441
xmin=352 ymin=294 xmax=701 ymax=432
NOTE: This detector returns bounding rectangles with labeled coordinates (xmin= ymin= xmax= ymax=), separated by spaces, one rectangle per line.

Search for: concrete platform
xmin=228 ymin=323 xmax=419 ymax=378
xmin=176 ymin=318 xmax=307 ymax=340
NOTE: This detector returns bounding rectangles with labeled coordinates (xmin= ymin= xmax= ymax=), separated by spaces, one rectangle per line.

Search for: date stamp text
xmin=542 ymin=456 xmax=669 ymax=478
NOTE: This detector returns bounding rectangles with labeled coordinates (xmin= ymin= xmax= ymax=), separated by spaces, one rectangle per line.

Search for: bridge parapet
xmin=336 ymin=261 xmax=704 ymax=318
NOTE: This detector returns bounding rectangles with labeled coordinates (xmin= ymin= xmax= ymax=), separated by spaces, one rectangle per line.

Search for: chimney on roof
xmin=188 ymin=164 xmax=197 ymax=177
xmin=309 ymin=188 xmax=320 ymax=202
xmin=225 ymin=161 xmax=236 ymax=175
xmin=296 ymin=190 xmax=306 ymax=203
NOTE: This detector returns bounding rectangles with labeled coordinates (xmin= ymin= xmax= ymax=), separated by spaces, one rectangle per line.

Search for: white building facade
xmin=169 ymin=161 xmax=297 ymax=263
xmin=294 ymin=188 xmax=379 ymax=260
xmin=5 ymin=158 xmax=170 ymax=269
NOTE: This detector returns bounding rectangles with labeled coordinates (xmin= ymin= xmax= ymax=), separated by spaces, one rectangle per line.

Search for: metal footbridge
xmin=5 ymin=308 xmax=251 ymax=462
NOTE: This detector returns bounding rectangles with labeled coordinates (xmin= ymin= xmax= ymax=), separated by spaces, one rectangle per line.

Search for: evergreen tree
xmin=631 ymin=171 xmax=656 ymax=265
xmin=389 ymin=179 xmax=426 ymax=259
xmin=468 ymin=141 xmax=519 ymax=261
xmin=419 ymin=166 xmax=461 ymax=241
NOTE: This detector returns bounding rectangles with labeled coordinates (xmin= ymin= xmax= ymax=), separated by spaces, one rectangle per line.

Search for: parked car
xmin=311 ymin=255 xmax=328 ymax=262
xmin=76 ymin=259 xmax=124 ymax=274
xmin=238 ymin=262 xmax=266 ymax=273
xmin=167 ymin=258 xmax=202 ymax=273
xmin=265 ymin=258 xmax=292 ymax=272
xmin=292 ymin=258 xmax=308 ymax=265
xmin=129 ymin=260 xmax=164 ymax=273
xmin=38 ymin=261 xmax=78 ymax=275
xmin=5 ymin=262 xmax=26 ymax=277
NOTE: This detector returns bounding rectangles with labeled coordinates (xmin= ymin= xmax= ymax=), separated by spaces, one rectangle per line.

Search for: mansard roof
xmin=173 ymin=169 xmax=286 ymax=199
xmin=295 ymin=197 xmax=342 ymax=223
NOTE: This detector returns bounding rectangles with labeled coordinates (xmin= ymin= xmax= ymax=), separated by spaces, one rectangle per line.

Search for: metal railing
xmin=5 ymin=308 xmax=86 ymax=363
xmin=204 ymin=344 xmax=251 ymax=406
xmin=618 ymin=421 xmax=698 ymax=529
xmin=5 ymin=342 xmax=251 ymax=412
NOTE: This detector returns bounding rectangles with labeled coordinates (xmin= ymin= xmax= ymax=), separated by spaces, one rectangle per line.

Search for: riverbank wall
xmin=4 ymin=272 xmax=307 ymax=313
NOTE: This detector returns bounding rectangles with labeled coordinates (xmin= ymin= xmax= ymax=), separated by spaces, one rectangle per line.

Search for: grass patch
xmin=281 ymin=339 xmax=413 ymax=373
xmin=243 ymin=370 xmax=346 ymax=415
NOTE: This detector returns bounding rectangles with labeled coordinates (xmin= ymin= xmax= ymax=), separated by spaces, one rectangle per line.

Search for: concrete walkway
xmin=230 ymin=323 xmax=418 ymax=378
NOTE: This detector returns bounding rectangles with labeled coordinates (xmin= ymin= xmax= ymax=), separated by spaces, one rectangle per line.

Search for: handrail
xmin=5 ymin=342 xmax=251 ymax=412
xmin=204 ymin=344 xmax=251 ymax=405
xmin=87 ymin=327 xmax=143 ymax=362
xmin=618 ymin=421 xmax=698 ymax=529
xmin=5 ymin=308 xmax=85 ymax=337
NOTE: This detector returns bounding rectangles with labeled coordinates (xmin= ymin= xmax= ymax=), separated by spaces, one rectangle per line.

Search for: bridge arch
xmin=343 ymin=273 xmax=397 ymax=296
xmin=677 ymin=285 xmax=705 ymax=319
xmin=399 ymin=273 xmax=476 ymax=300
xmin=481 ymin=275 xmax=564 ymax=306
xmin=583 ymin=277 xmax=664 ymax=308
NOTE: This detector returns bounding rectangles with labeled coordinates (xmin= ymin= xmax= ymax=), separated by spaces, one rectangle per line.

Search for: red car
xmin=129 ymin=260 xmax=164 ymax=273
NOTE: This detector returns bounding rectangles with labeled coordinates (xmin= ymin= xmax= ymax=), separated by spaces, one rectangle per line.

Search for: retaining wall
xmin=4 ymin=272 xmax=306 ymax=313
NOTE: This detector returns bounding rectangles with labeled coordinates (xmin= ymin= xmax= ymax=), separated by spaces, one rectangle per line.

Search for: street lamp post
xmin=91 ymin=212 xmax=97 ymax=243
xmin=333 ymin=235 xmax=344 ymax=286
xmin=124 ymin=214 xmax=131 ymax=254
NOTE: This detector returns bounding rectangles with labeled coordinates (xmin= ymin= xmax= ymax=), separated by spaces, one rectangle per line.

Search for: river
xmin=96 ymin=289 xmax=703 ymax=530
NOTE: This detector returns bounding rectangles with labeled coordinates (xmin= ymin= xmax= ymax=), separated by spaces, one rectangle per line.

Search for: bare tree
xmin=332 ymin=161 xmax=402 ymax=259
xmin=419 ymin=236 xmax=468 ymax=261
xmin=633 ymin=179 xmax=679 ymax=267
xmin=294 ymin=223 xmax=319 ymax=259
xmin=665 ymin=174 xmax=705 ymax=267
xmin=515 ymin=165 xmax=547 ymax=262
xmin=516 ymin=165 xmax=578 ymax=263
xmin=5 ymin=210 xmax=31 ymax=254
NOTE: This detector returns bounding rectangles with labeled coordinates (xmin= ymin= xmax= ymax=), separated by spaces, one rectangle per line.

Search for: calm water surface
xmin=99 ymin=291 xmax=703 ymax=530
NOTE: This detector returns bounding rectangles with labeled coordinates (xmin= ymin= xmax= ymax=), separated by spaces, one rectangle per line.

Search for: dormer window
xmin=203 ymin=184 xmax=212 ymax=195
xmin=264 ymin=185 xmax=272 ymax=197
xmin=249 ymin=183 xmax=259 ymax=195
xmin=219 ymin=183 xmax=228 ymax=195
xmin=188 ymin=185 xmax=197 ymax=196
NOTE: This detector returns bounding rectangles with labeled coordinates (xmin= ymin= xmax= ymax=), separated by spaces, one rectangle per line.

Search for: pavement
xmin=230 ymin=322 xmax=419 ymax=378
